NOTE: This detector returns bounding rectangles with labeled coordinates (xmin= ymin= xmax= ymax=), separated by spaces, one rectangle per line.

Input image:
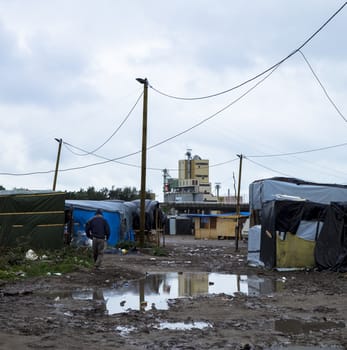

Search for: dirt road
xmin=0 ymin=235 xmax=346 ymax=349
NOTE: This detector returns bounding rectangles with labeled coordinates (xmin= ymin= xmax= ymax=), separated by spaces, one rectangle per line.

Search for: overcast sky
xmin=0 ymin=0 xmax=346 ymax=201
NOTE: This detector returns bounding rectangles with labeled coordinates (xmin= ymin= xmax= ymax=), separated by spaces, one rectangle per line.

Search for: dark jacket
xmin=86 ymin=215 xmax=110 ymax=240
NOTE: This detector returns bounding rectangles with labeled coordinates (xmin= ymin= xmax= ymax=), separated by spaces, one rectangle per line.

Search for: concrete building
xmin=164 ymin=150 xmax=217 ymax=203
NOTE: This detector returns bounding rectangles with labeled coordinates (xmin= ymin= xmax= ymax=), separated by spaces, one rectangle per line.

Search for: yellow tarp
xmin=276 ymin=232 xmax=315 ymax=268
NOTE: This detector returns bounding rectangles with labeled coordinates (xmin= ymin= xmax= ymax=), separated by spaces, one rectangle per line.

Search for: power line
xmin=246 ymin=141 xmax=347 ymax=158
xmin=149 ymin=2 xmax=347 ymax=101
xmin=65 ymin=91 xmax=144 ymax=156
xmin=0 ymin=169 xmax=56 ymax=176
xmin=61 ymin=142 xmax=165 ymax=171
xmin=53 ymin=64 xmax=278 ymax=175
xmin=245 ymin=157 xmax=293 ymax=177
xmin=2 ymin=3 xmax=346 ymax=178
xmin=299 ymin=50 xmax=347 ymax=123
xmin=22 ymin=4 xmax=346 ymax=176
xmin=1 ymin=137 xmax=346 ymax=177
xmin=146 ymin=65 xmax=279 ymax=151
xmin=209 ymin=158 xmax=239 ymax=168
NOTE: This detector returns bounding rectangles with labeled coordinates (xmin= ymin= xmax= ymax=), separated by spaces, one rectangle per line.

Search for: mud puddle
xmin=269 ymin=346 xmax=344 ymax=350
xmin=71 ymin=272 xmax=277 ymax=314
xmin=275 ymin=318 xmax=345 ymax=334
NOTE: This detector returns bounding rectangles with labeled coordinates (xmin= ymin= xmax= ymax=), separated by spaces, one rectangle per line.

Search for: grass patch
xmin=151 ymin=246 xmax=169 ymax=256
xmin=0 ymin=246 xmax=93 ymax=281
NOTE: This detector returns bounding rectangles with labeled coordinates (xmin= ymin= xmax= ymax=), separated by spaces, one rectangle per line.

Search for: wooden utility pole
xmin=235 ymin=154 xmax=243 ymax=251
xmin=53 ymin=138 xmax=62 ymax=191
xmin=136 ymin=78 xmax=148 ymax=248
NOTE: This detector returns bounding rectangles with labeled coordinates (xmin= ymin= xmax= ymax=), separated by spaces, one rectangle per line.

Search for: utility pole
xmin=53 ymin=138 xmax=62 ymax=191
xmin=136 ymin=78 xmax=148 ymax=248
xmin=235 ymin=154 xmax=243 ymax=251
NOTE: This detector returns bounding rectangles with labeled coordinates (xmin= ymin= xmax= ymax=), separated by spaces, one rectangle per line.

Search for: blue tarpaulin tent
xmin=65 ymin=200 xmax=124 ymax=246
xmin=65 ymin=199 xmax=163 ymax=246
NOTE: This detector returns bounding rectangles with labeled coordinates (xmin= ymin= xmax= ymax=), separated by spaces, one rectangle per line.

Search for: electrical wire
xmin=244 ymin=157 xmax=294 ymax=177
xmin=209 ymin=158 xmax=239 ymax=168
xmin=48 ymin=64 xmax=279 ymax=175
xmin=64 ymin=141 xmax=239 ymax=171
xmin=0 ymin=169 xmax=56 ymax=176
xmin=65 ymin=91 xmax=144 ymax=156
xmin=2 ymin=3 xmax=346 ymax=178
xmin=299 ymin=50 xmax=347 ymax=123
xmin=246 ymin=141 xmax=347 ymax=158
xmin=61 ymin=142 xmax=165 ymax=171
xmin=149 ymin=2 xmax=347 ymax=100
xmin=146 ymin=65 xmax=280 ymax=152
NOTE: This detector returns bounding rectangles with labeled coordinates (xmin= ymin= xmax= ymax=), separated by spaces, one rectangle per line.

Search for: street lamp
xmin=53 ymin=138 xmax=62 ymax=191
xmin=136 ymin=78 xmax=148 ymax=247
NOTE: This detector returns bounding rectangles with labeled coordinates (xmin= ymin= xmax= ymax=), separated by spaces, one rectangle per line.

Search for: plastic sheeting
xmin=315 ymin=202 xmax=347 ymax=272
xmin=65 ymin=199 xmax=165 ymax=246
xmin=0 ymin=190 xmax=65 ymax=249
xmin=66 ymin=200 xmax=127 ymax=246
xmin=260 ymin=199 xmax=327 ymax=269
xmin=247 ymin=225 xmax=263 ymax=267
xmin=250 ymin=177 xmax=347 ymax=211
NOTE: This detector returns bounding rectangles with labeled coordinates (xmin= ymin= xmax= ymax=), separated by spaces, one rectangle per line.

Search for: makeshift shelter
xmin=259 ymin=199 xmax=327 ymax=269
xmin=0 ymin=190 xmax=65 ymax=249
xmin=65 ymin=199 xmax=165 ymax=246
xmin=188 ymin=212 xmax=249 ymax=240
xmin=315 ymin=202 xmax=347 ymax=272
xmin=65 ymin=200 xmax=124 ymax=246
xmin=131 ymin=199 xmax=165 ymax=231
xmin=249 ymin=177 xmax=347 ymax=226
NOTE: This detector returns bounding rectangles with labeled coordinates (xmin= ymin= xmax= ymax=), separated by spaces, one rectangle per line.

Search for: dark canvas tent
xmin=260 ymin=199 xmax=327 ymax=269
xmin=0 ymin=190 xmax=65 ymax=249
xmin=315 ymin=202 xmax=347 ymax=272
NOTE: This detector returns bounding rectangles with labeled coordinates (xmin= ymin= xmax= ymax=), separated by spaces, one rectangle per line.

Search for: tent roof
xmin=249 ymin=177 xmax=347 ymax=210
xmin=0 ymin=190 xmax=64 ymax=197
xmin=65 ymin=200 xmax=125 ymax=213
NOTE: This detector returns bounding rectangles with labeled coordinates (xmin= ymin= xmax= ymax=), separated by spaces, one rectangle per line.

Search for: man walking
xmin=86 ymin=209 xmax=110 ymax=269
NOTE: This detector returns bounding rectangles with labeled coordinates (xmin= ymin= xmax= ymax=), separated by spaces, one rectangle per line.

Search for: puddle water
xmin=269 ymin=346 xmax=344 ymax=350
xmin=72 ymin=272 xmax=277 ymax=314
xmin=154 ymin=321 xmax=212 ymax=330
xmin=275 ymin=319 xmax=345 ymax=334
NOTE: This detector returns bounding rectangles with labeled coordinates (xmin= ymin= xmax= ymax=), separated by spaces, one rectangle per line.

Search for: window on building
xmin=200 ymin=217 xmax=209 ymax=229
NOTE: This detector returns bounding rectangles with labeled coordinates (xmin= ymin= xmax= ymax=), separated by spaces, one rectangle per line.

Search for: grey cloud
xmin=0 ymin=22 xmax=98 ymax=107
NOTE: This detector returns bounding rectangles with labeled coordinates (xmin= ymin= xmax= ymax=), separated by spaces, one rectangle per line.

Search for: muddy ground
xmin=0 ymin=235 xmax=346 ymax=350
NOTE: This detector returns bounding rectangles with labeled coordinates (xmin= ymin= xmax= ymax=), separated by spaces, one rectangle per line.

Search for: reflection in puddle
xmin=275 ymin=319 xmax=345 ymax=334
xmin=154 ymin=321 xmax=212 ymax=330
xmin=72 ymin=272 xmax=276 ymax=314
xmin=269 ymin=346 xmax=345 ymax=350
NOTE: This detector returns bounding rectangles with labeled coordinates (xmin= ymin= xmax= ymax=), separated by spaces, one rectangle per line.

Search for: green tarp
xmin=0 ymin=191 xmax=65 ymax=249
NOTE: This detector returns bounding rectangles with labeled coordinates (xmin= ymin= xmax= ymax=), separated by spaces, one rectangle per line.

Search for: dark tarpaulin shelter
xmin=315 ymin=202 xmax=347 ymax=272
xmin=260 ymin=199 xmax=327 ymax=269
xmin=0 ymin=190 xmax=65 ymax=249
xmin=131 ymin=199 xmax=165 ymax=231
